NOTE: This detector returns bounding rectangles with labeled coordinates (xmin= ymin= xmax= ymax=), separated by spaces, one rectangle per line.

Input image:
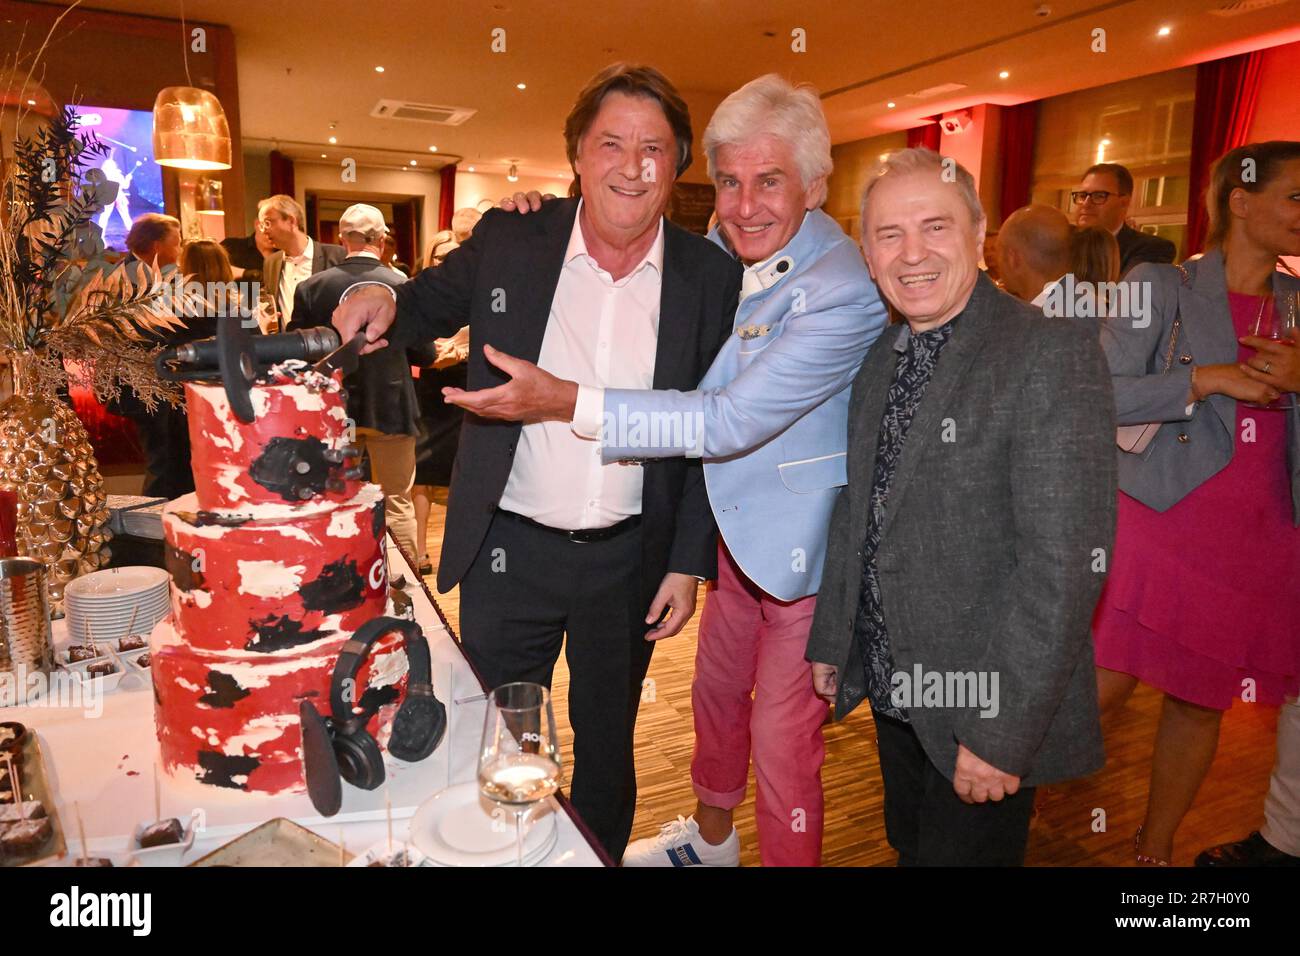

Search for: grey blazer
xmin=805 ymin=274 xmax=1117 ymax=786
xmin=1103 ymin=250 xmax=1300 ymax=524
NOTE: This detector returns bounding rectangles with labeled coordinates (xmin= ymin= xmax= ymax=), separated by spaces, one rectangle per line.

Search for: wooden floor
xmin=420 ymin=489 xmax=1280 ymax=867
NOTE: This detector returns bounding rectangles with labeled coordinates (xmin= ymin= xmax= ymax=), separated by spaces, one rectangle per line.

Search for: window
xmin=1031 ymin=66 xmax=1196 ymax=238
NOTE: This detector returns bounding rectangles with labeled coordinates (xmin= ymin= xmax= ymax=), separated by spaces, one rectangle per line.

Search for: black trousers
xmin=131 ymin=404 xmax=195 ymax=500
xmin=874 ymin=710 xmax=1036 ymax=866
xmin=458 ymin=511 xmax=654 ymax=861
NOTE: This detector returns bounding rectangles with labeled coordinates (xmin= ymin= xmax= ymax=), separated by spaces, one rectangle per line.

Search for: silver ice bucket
xmin=0 ymin=557 xmax=53 ymax=690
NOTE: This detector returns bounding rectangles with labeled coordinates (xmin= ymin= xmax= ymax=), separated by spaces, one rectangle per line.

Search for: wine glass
xmin=476 ymin=682 xmax=561 ymax=867
xmin=1245 ymin=292 xmax=1297 ymax=411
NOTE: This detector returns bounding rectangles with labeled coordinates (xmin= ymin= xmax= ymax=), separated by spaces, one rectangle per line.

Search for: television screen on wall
xmin=72 ymin=105 xmax=166 ymax=252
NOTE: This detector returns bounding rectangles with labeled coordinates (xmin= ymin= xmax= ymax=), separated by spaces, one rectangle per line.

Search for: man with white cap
xmin=289 ymin=203 xmax=428 ymax=559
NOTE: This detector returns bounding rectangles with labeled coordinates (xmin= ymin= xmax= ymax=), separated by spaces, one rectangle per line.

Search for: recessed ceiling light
xmin=409 ymin=160 xmax=417 ymax=166
xmin=428 ymin=145 xmax=438 ymax=152
xmin=26 ymin=98 xmax=35 ymax=106
xmin=320 ymin=153 xmax=327 ymax=158
xmin=887 ymin=101 xmax=896 ymax=108
xmin=374 ymin=65 xmax=385 ymax=73
xmin=998 ymin=70 xmax=1010 ymax=79
xmin=516 ymin=83 xmax=526 ymax=90
xmin=1157 ymin=25 xmax=1171 ymax=37
xmin=467 ymin=166 xmax=476 ymax=172
xmin=328 ymin=136 xmax=337 ymax=144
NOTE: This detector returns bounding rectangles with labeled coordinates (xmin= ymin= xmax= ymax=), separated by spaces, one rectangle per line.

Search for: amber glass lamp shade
xmin=152 ymin=86 xmax=231 ymax=170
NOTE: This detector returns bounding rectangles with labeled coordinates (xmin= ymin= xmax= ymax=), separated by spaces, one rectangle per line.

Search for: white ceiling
xmin=41 ymin=0 xmax=1300 ymax=179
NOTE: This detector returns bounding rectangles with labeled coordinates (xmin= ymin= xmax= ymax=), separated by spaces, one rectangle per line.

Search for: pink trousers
xmin=690 ymin=541 xmax=827 ymax=866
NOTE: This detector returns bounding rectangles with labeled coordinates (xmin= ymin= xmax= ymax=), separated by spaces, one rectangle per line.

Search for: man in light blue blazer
xmin=449 ymin=75 xmax=887 ymax=866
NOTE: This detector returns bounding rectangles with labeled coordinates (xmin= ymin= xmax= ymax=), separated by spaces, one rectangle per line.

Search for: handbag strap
xmin=1157 ymin=263 xmax=1191 ymax=374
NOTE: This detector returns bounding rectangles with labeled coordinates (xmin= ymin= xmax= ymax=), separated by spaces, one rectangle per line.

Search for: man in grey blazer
xmin=805 ymin=148 xmax=1117 ymax=865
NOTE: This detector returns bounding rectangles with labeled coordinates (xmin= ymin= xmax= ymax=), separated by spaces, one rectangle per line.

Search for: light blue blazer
xmin=601 ymin=209 xmax=887 ymax=600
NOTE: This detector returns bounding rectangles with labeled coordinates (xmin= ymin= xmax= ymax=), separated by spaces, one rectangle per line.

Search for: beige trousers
xmin=356 ymin=428 xmax=418 ymax=562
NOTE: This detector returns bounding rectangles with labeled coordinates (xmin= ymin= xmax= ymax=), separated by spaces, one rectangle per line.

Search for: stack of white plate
xmin=64 ymin=566 xmax=170 ymax=647
xmin=410 ymin=782 xmax=559 ymax=867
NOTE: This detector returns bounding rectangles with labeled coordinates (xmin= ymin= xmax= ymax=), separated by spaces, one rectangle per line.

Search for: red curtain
xmin=268 ymin=150 xmax=295 ymax=198
xmin=1184 ymin=50 xmax=1264 ymax=257
xmin=998 ymin=100 xmax=1039 ymax=226
xmin=907 ymin=117 xmax=941 ymax=152
xmin=438 ymin=164 xmax=457 ymax=231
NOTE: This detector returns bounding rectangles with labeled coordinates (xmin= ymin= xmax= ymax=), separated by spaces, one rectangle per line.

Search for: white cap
xmin=338 ymin=203 xmax=388 ymax=238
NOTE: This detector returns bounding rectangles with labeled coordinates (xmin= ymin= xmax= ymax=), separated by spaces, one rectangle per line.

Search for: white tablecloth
xmin=4 ymin=537 xmax=605 ymax=867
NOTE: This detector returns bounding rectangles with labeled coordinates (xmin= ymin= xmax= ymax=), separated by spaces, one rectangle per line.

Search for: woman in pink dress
xmin=1093 ymin=141 xmax=1300 ymax=865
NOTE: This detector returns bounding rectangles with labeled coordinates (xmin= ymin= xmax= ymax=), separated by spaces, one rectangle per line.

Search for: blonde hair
xmin=1069 ymin=225 xmax=1120 ymax=285
xmin=1205 ymin=141 xmax=1300 ymax=251
xmin=257 ymin=194 xmax=307 ymax=231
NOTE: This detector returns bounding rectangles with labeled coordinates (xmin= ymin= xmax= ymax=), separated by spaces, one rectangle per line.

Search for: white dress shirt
xmin=498 ymin=201 xmax=664 ymax=529
xmin=279 ymin=236 xmax=315 ymax=325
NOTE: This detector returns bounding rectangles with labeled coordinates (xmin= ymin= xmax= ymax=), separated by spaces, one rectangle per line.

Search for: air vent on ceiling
xmin=1209 ymin=0 xmax=1289 ymax=14
xmin=370 ymin=99 xmax=476 ymax=125
xmin=905 ymin=82 xmax=968 ymax=100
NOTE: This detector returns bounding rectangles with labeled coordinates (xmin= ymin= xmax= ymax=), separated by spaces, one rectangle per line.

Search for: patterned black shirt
xmin=854 ymin=318 xmax=958 ymax=720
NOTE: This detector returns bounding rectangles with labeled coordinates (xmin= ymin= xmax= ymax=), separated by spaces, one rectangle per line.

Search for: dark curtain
xmin=998 ymin=100 xmax=1039 ymax=227
xmin=1184 ymin=50 xmax=1264 ymax=258
xmin=268 ymin=149 xmax=295 ymax=198
xmin=906 ymin=117 xmax=941 ymax=153
xmin=438 ymin=164 xmax=457 ymax=231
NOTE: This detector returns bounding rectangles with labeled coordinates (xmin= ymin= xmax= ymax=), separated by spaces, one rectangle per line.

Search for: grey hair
xmin=257 ymin=194 xmax=307 ymax=231
xmin=703 ymin=74 xmax=832 ymax=206
xmin=859 ymin=147 xmax=985 ymax=233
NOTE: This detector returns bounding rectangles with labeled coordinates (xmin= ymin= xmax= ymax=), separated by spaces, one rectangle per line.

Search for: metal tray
xmin=189 ymin=817 xmax=353 ymax=867
xmin=1 ymin=730 xmax=68 ymax=866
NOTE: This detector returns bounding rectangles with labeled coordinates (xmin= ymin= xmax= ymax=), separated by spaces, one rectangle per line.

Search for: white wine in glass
xmin=477 ymin=682 xmax=561 ymax=866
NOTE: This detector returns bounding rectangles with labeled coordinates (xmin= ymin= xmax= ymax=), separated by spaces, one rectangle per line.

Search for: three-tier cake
xmin=151 ymin=362 xmax=408 ymax=795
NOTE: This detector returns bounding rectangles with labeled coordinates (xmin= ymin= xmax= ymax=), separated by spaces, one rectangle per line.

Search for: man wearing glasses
xmin=1072 ymin=163 xmax=1177 ymax=276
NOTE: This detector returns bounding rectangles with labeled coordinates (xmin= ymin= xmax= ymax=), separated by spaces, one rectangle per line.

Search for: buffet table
xmin=5 ymin=536 xmax=607 ymax=867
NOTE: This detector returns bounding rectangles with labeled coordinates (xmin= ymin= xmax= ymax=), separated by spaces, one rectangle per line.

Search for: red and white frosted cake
xmin=151 ymin=362 xmax=408 ymax=795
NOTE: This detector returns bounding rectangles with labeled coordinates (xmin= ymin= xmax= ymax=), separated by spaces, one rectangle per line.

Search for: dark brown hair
xmin=125 ymin=213 xmax=180 ymax=258
xmin=1205 ymin=140 xmax=1300 ymax=251
xmin=1081 ymin=162 xmax=1133 ymax=196
xmin=563 ymin=63 xmax=693 ymax=190
xmin=1070 ymin=224 xmax=1120 ymax=285
xmin=180 ymin=239 xmax=234 ymax=286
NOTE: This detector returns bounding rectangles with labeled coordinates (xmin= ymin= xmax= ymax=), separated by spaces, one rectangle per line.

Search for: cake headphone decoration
xmin=300 ymin=616 xmax=447 ymax=817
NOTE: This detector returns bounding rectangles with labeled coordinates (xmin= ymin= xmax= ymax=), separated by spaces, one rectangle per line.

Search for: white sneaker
xmin=621 ymin=815 xmax=740 ymax=867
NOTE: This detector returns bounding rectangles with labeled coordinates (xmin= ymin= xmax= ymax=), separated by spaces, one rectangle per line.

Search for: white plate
xmin=65 ymin=591 xmax=169 ymax=610
xmin=66 ymin=594 xmax=168 ymax=610
xmin=64 ymin=567 xmax=169 ymax=600
xmin=66 ymin=603 xmax=169 ymax=622
xmin=410 ymin=782 xmax=558 ymax=868
xmin=424 ymin=822 xmax=557 ymax=867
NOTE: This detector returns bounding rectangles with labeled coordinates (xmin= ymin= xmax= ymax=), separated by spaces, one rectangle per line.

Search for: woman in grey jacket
xmin=1093 ymin=141 xmax=1300 ymax=866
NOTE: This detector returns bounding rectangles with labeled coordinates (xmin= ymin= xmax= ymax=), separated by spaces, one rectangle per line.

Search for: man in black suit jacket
xmin=289 ymin=204 xmax=427 ymax=561
xmin=257 ymin=194 xmax=345 ymax=330
xmin=1072 ymin=162 xmax=1177 ymax=276
xmin=333 ymin=64 xmax=740 ymax=859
